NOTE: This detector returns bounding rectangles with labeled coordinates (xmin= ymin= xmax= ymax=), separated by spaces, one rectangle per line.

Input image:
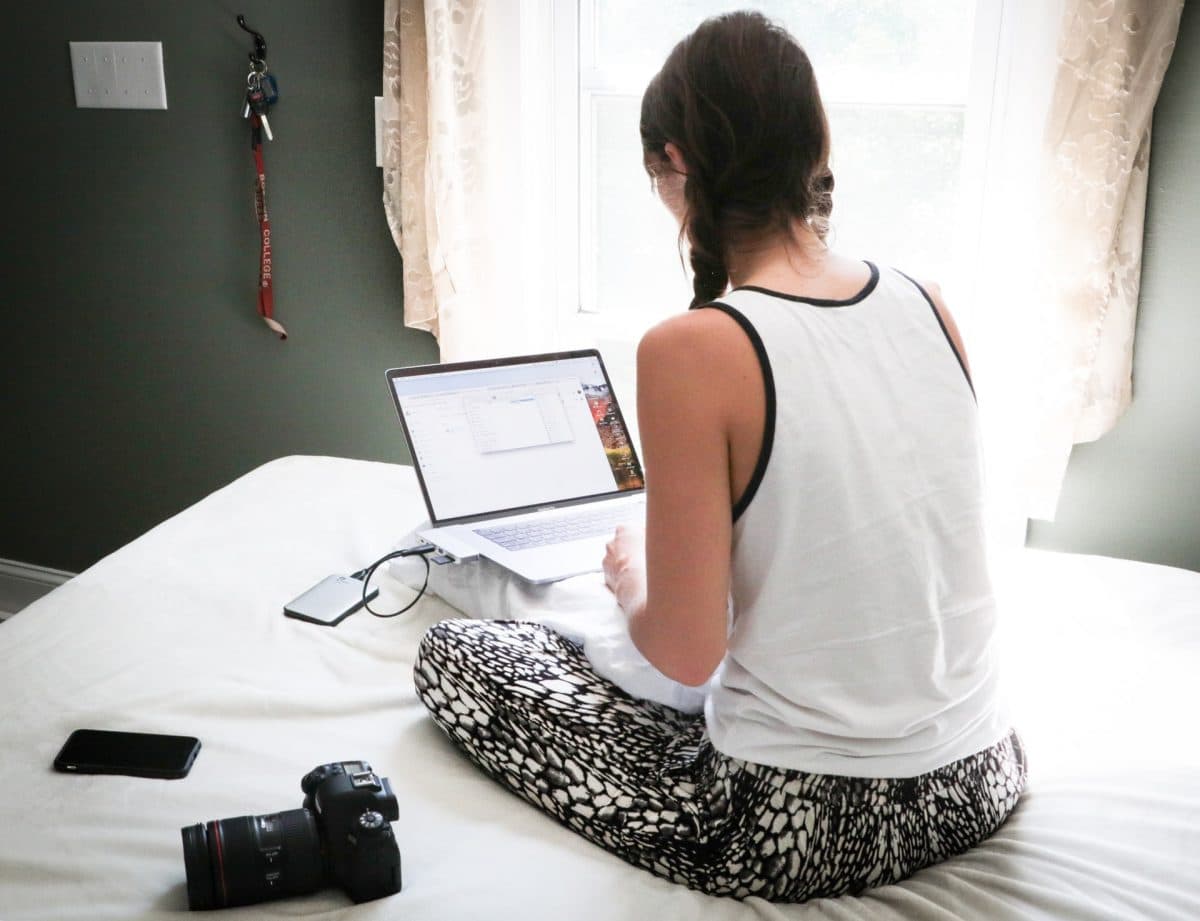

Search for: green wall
xmin=1 ymin=1 xmax=437 ymax=573
xmin=1026 ymin=1 xmax=1200 ymax=572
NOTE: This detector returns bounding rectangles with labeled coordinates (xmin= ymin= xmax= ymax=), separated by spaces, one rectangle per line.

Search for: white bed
xmin=1 ymin=456 xmax=1197 ymax=920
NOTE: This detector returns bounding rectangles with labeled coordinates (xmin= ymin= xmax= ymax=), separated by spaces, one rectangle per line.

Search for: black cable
xmin=356 ymin=545 xmax=434 ymax=619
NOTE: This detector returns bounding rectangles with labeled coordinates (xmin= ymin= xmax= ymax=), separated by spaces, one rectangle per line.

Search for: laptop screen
xmin=387 ymin=351 xmax=644 ymax=523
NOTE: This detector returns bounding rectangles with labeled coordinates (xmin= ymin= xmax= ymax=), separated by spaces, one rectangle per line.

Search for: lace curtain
xmin=381 ymin=0 xmax=479 ymax=347
xmin=382 ymin=0 xmax=1183 ymax=516
xmin=1026 ymin=0 xmax=1184 ymax=518
xmin=381 ymin=0 xmax=551 ymax=363
xmin=969 ymin=0 xmax=1183 ymax=524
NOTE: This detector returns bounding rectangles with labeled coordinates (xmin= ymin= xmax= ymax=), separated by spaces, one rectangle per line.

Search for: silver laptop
xmin=385 ymin=350 xmax=646 ymax=584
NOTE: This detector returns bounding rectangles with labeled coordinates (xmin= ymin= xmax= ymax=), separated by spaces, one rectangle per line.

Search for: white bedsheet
xmin=1 ymin=456 xmax=1197 ymax=920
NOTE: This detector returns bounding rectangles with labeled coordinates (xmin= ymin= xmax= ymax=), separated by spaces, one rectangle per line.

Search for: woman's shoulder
xmin=638 ymin=306 xmax=754 ymax=372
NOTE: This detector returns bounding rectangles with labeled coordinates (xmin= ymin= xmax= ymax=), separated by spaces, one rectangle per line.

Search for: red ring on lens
xmin=210 ymin=820 xmax=229 ymax=906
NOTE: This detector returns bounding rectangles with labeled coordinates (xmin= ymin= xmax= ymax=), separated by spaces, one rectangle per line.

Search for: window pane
xmin=581 ymin=1 xmax=977 ymax=324
xmin=590 ymin=94 xmax=691 ymax=321
xmin=587 ymin=97 xmax=965 ymax=317
xmin=589 ymin=0 xmax=975 ymax=104
xmin=825 ymin=104 xmax=965 ymax=281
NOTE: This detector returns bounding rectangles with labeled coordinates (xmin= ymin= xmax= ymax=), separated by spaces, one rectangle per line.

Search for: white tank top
xmin=702 ymin=263 xmax=1009 ymax=778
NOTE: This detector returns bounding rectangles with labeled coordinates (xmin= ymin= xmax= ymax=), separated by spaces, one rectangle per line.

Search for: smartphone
xmin=53 ymin=729 xmax=201 ymax=779
xmin=283 ymin=574 xmax=378 ymax=626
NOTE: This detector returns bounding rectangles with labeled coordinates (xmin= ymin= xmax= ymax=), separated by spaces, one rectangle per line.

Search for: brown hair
xmin=640 ymin=10 xmax=834 ymax=308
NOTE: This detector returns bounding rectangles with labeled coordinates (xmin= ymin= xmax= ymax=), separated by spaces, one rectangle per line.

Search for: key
xmin=246 ymin=86 xmax=274 ymax=141
xmin=242 ymin=70 xmax=261 ymax=118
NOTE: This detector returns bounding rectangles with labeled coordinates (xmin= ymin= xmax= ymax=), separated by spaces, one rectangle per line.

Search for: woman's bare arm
xmin=604 ymin=309 xmax=750 ymax=686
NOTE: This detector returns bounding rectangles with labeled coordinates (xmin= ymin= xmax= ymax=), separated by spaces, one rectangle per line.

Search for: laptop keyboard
xmin=474 ymin=503 xmax=640 ymax=552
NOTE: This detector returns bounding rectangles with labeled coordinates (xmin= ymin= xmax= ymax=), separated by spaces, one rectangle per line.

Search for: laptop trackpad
xmin=482 ymin=537 xmax=608 ymax=585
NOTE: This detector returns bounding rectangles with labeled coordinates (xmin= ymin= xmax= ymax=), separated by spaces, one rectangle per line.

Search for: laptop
xmin=385 ymin=350 xmax=646 ymax=584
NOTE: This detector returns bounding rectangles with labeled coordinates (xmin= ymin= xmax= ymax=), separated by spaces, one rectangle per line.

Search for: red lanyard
xmin=252 ymin=116 xmax=286 ymax=339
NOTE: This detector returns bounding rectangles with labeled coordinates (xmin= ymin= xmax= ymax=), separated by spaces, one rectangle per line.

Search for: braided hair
xmin=640 ymin=11 xmax=834 ymax=308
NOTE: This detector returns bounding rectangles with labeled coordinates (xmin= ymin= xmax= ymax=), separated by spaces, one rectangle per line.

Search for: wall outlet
xmin=70 ymin=41 xmax=167 ymax=110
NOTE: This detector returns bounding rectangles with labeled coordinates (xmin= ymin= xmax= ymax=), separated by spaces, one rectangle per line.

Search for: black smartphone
xmin=53 ymin=729 xmax=201 ymax=779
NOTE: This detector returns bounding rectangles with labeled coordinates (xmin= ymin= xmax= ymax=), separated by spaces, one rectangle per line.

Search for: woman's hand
xmin=603 ymin=524 xmax=647 ymax=617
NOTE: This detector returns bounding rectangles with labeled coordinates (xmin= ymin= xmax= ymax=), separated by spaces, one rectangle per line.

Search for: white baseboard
xmin=0 ymin=558 xmax=75 ymax=619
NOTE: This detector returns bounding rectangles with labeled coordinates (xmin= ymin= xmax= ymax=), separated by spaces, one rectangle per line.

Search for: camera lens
xmin=181 ymin=808 xmax=324 ymax=910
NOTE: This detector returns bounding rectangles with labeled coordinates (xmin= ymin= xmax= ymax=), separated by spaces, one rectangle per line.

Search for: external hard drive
xmin=282 ymin=575 xmax=378 ymax=626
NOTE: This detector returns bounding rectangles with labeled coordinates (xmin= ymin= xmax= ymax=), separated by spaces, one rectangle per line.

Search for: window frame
xmin=529 ymin=0 xmax=1007 ymax=350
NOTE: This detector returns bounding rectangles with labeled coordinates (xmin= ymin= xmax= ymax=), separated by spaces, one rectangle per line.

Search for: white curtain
xmin=964 ymin=0 xmax=1183 ymax=524
xmin=382 ymin=0 xmax=1183 ymax=513
xmin=381 ymin=0 xmax=554 ymax=363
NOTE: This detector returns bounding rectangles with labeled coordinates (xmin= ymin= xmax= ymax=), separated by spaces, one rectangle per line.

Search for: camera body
xmin=302 ymin=761 xmax=402 ymax=903
xmin=181 ymin=760 xmax=401 ymax=910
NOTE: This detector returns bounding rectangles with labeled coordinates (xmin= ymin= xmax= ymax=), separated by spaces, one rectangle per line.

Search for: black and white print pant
xmin=414 ymin=619 xmax=1028 ymax=902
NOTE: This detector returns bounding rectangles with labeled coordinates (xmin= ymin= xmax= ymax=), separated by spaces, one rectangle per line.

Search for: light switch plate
xmin=70 ymin=41 xmax=167 ymax=109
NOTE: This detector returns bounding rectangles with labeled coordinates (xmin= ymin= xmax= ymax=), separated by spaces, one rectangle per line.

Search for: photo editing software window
xmin=394 ymin=357 xmax=642 ymax=521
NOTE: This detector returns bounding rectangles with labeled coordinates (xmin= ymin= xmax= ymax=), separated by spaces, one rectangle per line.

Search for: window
xmin=535 ymin=1 xmax=998 ymax=416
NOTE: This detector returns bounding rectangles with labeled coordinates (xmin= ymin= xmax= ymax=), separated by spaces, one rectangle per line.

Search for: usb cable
xmin=351 ymin=543 xmax=436 ymax=618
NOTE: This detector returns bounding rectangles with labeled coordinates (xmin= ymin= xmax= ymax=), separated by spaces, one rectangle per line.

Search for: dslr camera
xmin=181 ymin=760 xmax=402 ymax=910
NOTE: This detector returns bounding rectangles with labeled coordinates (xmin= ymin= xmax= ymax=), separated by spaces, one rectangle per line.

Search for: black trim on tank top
xmin=732 ymin=261 xmax=879 ymax=307
xmin=895 ymin=269 xmax=977 ymax=402
xmin=693 ymin=301 xmax=776 ymax=523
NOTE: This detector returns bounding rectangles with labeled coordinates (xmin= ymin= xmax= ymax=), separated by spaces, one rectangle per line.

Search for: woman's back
xmin=703 ymin=264 xmax=1008 ymax=777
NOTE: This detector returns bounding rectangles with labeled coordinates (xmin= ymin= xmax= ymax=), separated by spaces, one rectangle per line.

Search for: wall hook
xmin=236 ymin=14 xmax=268 ymax=70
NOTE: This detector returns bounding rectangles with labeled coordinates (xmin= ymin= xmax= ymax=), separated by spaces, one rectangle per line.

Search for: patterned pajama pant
xmin=413 ymin=619 xmax=1027 ymax=902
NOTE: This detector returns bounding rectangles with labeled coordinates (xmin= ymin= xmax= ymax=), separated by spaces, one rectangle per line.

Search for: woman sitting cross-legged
xmin=414 ymin=9 xmax=1026 ymax=902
